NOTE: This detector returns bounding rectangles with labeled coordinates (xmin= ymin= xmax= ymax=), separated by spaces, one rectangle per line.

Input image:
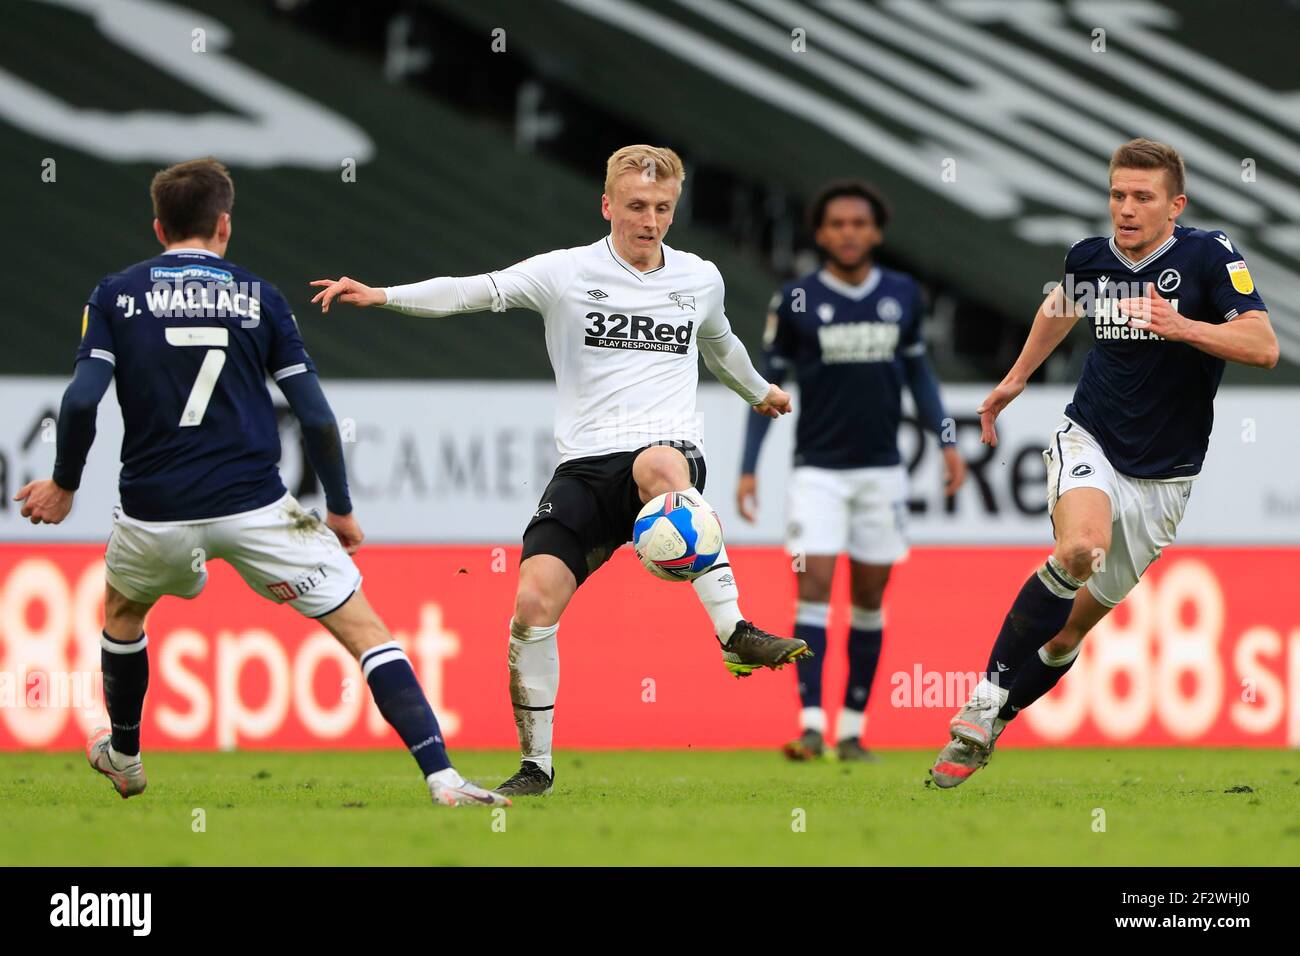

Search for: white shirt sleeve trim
xmin=89 ymin=348 xmax=116 ymax=366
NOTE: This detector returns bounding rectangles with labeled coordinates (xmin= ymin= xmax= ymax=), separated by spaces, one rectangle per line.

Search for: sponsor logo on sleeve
xmin=1226 ymin=260 xmax=1254 ymax=294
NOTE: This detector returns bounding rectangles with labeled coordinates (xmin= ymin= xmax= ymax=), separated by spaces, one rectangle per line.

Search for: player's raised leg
xmin=86 ymin=584 xmax=152 ymax=799
xmin=782 ymin=555 xmax=834 ymax=760
xmin=632 ymin=443 xmax=810 ymax=677
xmin=217 ymin=501 xmax=506 ymax=808
xmin=931 ymin=486 xmax=1110 ymax=788
xmin=318 ymin=588 xmax=508 ymax=807
xmin=961 ymin=487 xmax=1109 ymax=740
xmin=495 ymin=552 xmax=575 ymax=797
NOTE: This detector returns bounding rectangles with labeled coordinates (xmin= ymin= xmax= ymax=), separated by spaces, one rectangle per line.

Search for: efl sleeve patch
xmin=1226 ymin=260 xmax=1254 ymax=295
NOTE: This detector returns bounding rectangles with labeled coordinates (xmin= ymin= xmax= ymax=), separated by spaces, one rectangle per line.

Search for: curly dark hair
xmin=807 ymin=180 xmax=890 ymax=232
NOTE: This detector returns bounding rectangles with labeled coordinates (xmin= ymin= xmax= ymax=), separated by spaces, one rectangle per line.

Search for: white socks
xmin=801 ymin=708 xmax=867 ymax=742
xmin=1039 ymin=642 xmax=1083 ymax=667
xmin=108 ymin=745 xmax=141 ymax=769
xmin=800 ymin=706 xmax=827 ymax=734
xmin=837 ymin=708 xmax=865 ymax=743
xmin=427 ymin=767 xmax=466 ymax=788
xmin=508 ymin=617 xmax=559 ymax=775
xmin=971 ymin=676 xmax=1010 ymax=710
xmin=691 ymin=532 xmax=744 ymax=643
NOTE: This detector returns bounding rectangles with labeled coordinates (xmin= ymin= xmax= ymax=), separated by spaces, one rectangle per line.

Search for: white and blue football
xmin=632 ymin=491 xmax=723 ymax=582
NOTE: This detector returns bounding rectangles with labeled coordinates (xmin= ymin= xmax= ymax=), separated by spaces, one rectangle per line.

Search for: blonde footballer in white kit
xmin=311 ymin=146 xmax=811 ymax=796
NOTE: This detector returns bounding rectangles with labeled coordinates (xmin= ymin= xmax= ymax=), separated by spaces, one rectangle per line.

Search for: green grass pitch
xmin=1 ymin=749 xmax=1296 ymax=865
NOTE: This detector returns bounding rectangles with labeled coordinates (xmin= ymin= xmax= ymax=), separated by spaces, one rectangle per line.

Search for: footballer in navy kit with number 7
xmin=15 ymin=158 xmax=507 ymax=809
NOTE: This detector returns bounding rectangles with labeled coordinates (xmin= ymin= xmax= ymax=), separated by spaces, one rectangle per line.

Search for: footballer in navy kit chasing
xmin=15 ymin=158 xmax=507 ymax=809
xmin=737 ymin=181 xmax=966 ymax=763
xmin=929 ymin=139 xmax=1278 ymax=788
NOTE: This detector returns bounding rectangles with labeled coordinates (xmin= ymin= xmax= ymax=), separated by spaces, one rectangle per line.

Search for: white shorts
xmin=1044 ymin=419 xmax=1193 ymax=608
xmin=785 ymin=464 xmax=909 ymax=565
xmin=105 ymin=493 xmax=362 ymax=618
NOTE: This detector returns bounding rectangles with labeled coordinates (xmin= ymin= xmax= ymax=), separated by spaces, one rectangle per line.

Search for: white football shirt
xmin=481 ymin=237 xmax=769 ymax=463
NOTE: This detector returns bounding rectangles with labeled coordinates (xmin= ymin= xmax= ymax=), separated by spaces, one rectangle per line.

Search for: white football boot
xmin=930 ymin=710 xmax=1009 ymax=789
xmin=428 ymin=770 xmax=512 ymax=808
xmin=86 ymin=728 xmax=148 ymax=799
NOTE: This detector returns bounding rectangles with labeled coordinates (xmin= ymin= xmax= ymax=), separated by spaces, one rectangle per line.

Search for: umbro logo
xmin=587 ymin=289 xmax=608 ymax=300
xmin=669 ymin=292 xmax=695 ymax=311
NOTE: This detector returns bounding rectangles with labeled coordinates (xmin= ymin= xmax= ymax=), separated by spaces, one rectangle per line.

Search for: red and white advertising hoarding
xmin=2 ymin=545 xmax=1296 ymax=751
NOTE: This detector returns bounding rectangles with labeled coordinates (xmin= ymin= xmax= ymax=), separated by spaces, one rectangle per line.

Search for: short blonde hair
xmin=604 ymin=144 xmax=685 ymax=197
xmin=1109 ymin=138 xmax=1185 ymax=197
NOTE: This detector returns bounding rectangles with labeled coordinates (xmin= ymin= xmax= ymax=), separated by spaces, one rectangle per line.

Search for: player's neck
xmin=610 ymin=235 xmax=664 ymax=273
xmin=1114 ymin=224 xmax=1176 ymax=264
xmin=163 ymin=238 xmax=226 ymax=257
xmin=823 ymin=259 xmax=873 ymax=286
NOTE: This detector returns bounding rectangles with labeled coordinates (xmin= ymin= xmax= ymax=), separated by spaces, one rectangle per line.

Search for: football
xmin=632 ymin=490 xmax=723 ymax=582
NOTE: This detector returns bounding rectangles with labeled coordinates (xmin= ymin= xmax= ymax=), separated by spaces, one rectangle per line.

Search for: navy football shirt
xmin=1062 ymin=225 xmax=1266 ymax=479
xmin=76 ymin=248 xmax=313 ymax=521
xmin=764 ymin=268 xmax=926 ymax=468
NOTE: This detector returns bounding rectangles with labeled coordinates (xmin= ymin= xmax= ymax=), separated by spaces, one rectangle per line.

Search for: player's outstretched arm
xmin=311 ymin=270 xmax=535 ymax=319
xmin=979 ymin=284 xmax=1081 ymax=446
xmin=276 ymin=371 xmax=363 ymax=554
xmin=309 ymin=277 xmax=387 ymax=313
xmin=309 ymin=273 xmax=506 ymax=317
xmin=313 ymin=251 xmax=571 ymax=320
xmin=15 ymin=358 xmax=115 ymax=524
xmin=310 ymin=273 xmax=499 ymax=317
